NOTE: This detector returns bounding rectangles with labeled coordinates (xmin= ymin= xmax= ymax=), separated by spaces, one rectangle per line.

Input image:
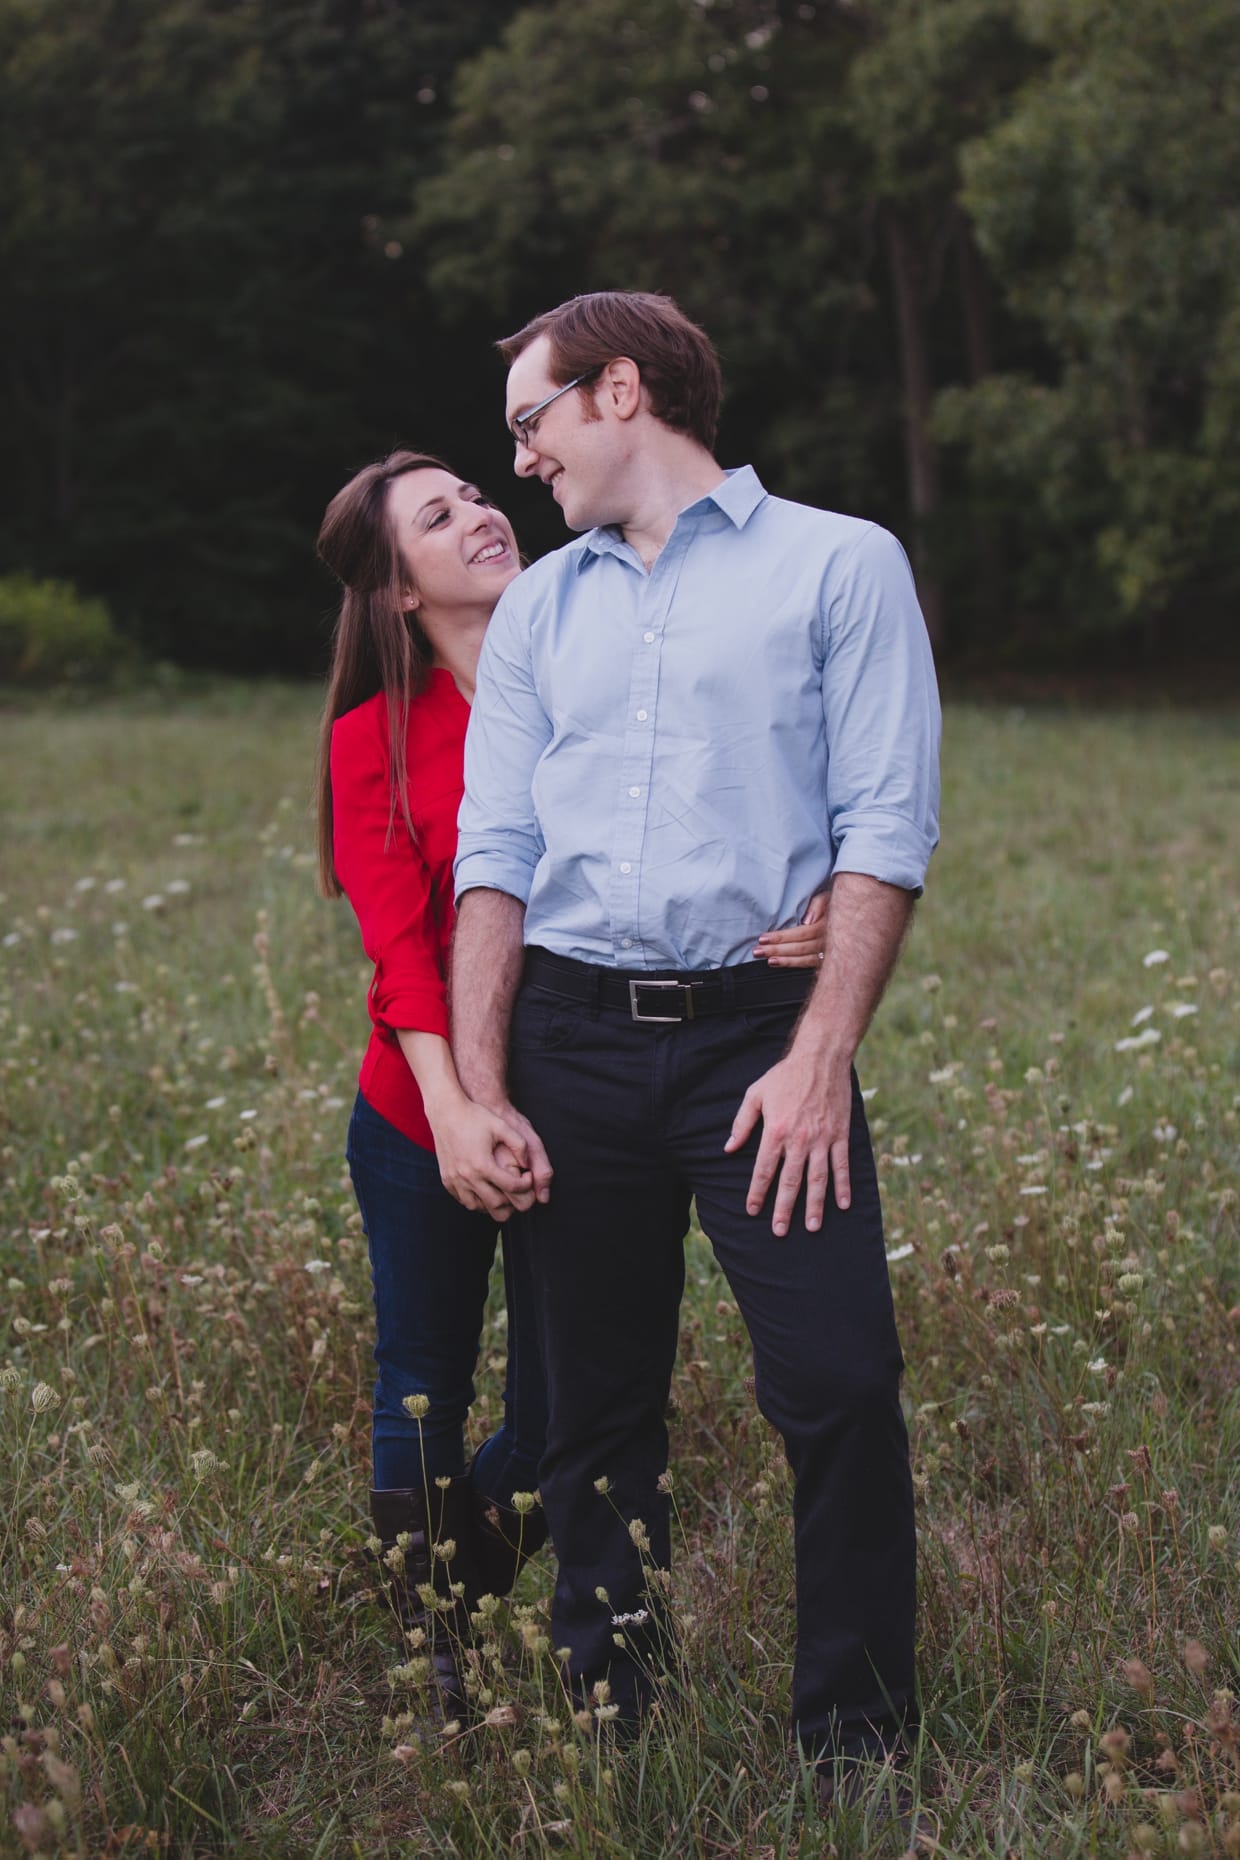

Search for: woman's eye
xmin=428 ymin=510 xmax=449 ymax=527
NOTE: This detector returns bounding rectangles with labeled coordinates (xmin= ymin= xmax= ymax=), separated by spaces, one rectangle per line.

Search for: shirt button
xmin=643 ymin=631 xmax=655 ymax=644
xmin=621 ymin=937 xmax=633 ymax=949
xmin=636 ymin=709 xmax=648 ymax=721
xmin=619 ymin=861 xmax=632 ymax=874
xmin=628 ymin=786 xmax=641 ymax=798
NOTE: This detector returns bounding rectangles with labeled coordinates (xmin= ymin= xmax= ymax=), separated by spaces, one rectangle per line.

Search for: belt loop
xmin=721 ymin=966 xmax=736 ymax=1011
xmin=586 ymin=960 xmax=601 ymax=1018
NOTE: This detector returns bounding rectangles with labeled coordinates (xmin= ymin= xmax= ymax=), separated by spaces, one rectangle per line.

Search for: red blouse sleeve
xmin=330 ymin=703 xmax=450 ymax=1042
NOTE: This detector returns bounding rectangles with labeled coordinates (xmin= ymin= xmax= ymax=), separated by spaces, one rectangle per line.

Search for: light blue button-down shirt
xmin=455 ymin=466 xmax=941 ymax=970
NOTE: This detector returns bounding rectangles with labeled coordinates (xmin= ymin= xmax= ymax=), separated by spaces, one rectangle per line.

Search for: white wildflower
xmin=1115 ymin=1028 xmax=1161 ymax=1052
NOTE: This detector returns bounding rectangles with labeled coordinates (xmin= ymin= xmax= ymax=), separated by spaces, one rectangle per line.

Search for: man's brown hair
xmin=498 ymin=291 xmax=723 ymax=451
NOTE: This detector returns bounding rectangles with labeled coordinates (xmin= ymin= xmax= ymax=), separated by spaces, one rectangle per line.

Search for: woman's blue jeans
xmin=346 ymin=1092 xmax=547 ymax=1502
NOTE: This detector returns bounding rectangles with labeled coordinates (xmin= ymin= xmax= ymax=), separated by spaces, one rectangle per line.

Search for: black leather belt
xmin=522 ymin=947 xmax=814 ymax=1024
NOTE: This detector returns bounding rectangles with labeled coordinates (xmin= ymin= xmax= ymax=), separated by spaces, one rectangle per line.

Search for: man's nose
xmin=512 ymin=437 xmax=537 ymax=478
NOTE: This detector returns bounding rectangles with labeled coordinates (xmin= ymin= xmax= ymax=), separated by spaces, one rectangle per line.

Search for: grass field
xmin=1 ymin=685 xmax=1238 ymax=1859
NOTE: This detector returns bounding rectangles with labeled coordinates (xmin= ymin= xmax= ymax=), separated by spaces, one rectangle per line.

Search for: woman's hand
xmin=752 ymin=886 xmax=830 ymax=969
xmin=432 ymin=1098 xmax=538 ymax=1222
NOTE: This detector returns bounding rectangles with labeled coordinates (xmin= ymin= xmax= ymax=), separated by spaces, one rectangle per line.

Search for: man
xmin=449 ymin=291 xmax=940 ymax=1793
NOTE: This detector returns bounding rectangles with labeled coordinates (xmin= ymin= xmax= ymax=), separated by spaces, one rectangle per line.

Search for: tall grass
xmin=1 ymin=687 xmax=1237 ymax=1857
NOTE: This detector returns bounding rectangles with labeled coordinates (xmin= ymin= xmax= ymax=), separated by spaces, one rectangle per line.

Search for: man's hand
xmin=725 ymin=1046 xmax=853 ymax=1234
xmin=434 ymin=1098 xmax=540 ymax=1221
xmin=474 ymin=1097 xmax=554 ymax=1209
xmin=726 ymin=872 xmax=915 ymax=1237
xmin=450 ymin=889 xmax=554 ymax=1208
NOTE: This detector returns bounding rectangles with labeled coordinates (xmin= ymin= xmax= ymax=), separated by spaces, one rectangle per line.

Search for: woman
xmin=314 ymin=450 xmax=828 ymax=1722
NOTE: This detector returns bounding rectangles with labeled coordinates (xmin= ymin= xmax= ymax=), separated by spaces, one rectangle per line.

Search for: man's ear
xmin=601 ymin=356 xmax=643 ymax=422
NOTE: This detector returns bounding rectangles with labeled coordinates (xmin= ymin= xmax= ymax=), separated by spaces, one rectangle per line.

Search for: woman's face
xmin=386 ymin=469 xmax=519 ymax=626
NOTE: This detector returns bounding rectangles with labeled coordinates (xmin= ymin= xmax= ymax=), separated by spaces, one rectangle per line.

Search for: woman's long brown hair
xmin=314 ymin=451 xmax=447 ymax=899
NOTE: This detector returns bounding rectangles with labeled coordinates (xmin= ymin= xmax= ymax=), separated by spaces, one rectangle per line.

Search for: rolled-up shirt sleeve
xmin=454 ymin=587 xmax=551 ymax=904
xmin=330 ymin=710 xmax=449 ymax=1040
xmin=819 ymin=524 xmax=941 ymax=893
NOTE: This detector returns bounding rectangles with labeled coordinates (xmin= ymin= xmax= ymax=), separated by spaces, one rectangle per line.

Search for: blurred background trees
xmin=1 ymin=0 xmax=1235 ymax=675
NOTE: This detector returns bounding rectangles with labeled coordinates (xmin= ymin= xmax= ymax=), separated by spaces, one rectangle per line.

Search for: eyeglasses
xmin=509 ymin=368 xmax=600 ymax=449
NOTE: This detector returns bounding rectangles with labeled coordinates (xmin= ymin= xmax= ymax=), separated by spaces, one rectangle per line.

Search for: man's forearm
xmin=791 ymin=871 xmax=915 ymax=1068
xmin=450 ymin=888 xmax=527 ymax=1106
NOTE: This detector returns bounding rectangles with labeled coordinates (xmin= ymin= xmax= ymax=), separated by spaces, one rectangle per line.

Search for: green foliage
xmin=940 ymin=0 xmax=1240 ymax=633
xmin=0 ymin=572 xmax=122 ymax=683
xmin=415 ymin=0 xmax=1045 ymax=633
xmin=0 ymin=0 xmax=526 ymax=671
xmin=1 ymin=0 xmax=1237 ymax=664
xmin=1 ymin=687 xmax=1238 ymax=1853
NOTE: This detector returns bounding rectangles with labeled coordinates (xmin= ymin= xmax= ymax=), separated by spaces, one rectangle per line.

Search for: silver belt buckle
xmin=628 ymin=978 xmax=695 ymax=1023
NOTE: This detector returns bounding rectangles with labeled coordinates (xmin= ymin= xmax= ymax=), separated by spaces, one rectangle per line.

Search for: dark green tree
xmin=0 ymin=0 xmax=523 ymax=668
xmin=416 ymin=0 xmax=1039 ymax=645
xmin=936 ymin=0 xmax=1240 ymax=645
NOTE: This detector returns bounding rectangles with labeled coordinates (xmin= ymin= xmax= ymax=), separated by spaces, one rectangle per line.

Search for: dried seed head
xmin=1184 ymin=1640 xmax=1209 ymax=1677
xmin=1099 ymin=1726 xmax=1131 ymax=1764
xmin=1122 ymin=1658 xmax=1155 ymax=1701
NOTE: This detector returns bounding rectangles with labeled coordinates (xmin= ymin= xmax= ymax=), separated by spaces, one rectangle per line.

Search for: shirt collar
xmin=576 ymin=465 xmax=768 ymax=571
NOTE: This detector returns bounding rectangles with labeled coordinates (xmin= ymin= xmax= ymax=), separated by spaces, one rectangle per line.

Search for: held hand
xmin=488 ymin=1100 xmax=554 ymax=1207
xmin=435 ymin=1100 xmax=538 ymax=1222
xmin=752 ymin=889 xmax=829 ymax=969
xmin=724 ymin=1047 xmax=853 ymax=1235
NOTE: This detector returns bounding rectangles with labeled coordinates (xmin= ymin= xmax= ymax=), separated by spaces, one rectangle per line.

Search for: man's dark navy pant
xmin=508 ymin=952 xmax=917 ymax=1761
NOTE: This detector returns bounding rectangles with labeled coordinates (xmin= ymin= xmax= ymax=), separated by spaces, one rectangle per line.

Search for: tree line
xmin=1 ymin=0 xmax=1236 ymax=672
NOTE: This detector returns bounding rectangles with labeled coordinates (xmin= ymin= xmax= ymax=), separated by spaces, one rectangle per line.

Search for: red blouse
xmin=330 ymin=671 xmax=470 ymax=1151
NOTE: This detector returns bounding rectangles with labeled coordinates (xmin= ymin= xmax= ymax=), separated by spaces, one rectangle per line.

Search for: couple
xmin=316 ymin=291 xmax=941 ymax=1799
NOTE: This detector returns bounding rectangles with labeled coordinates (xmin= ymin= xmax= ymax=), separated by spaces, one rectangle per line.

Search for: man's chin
xmin=559 ymin=499 xmax=593 ymax=533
